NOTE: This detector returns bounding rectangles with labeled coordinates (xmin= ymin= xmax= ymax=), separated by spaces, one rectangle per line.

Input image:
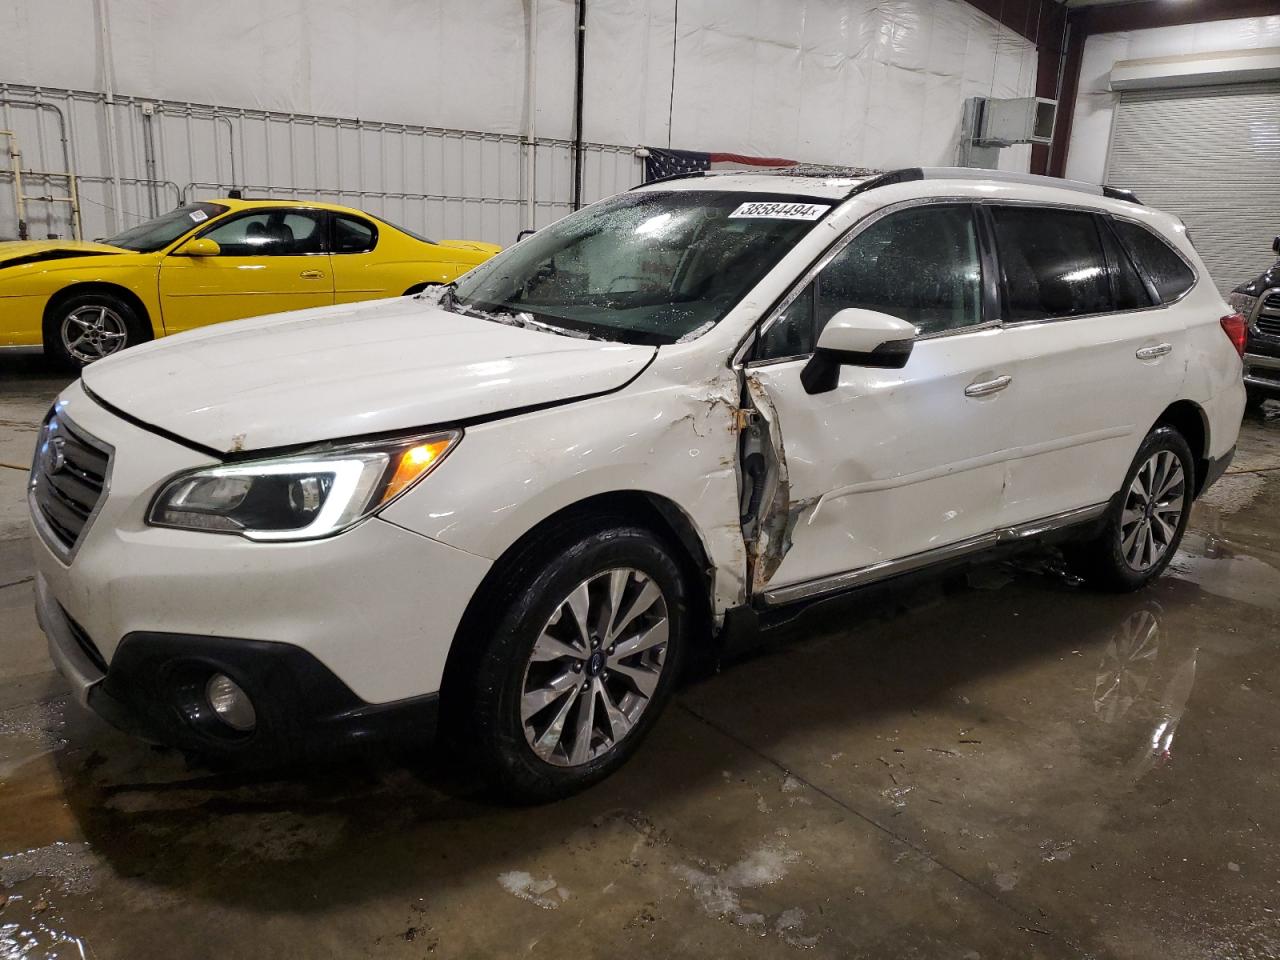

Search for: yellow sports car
xmin=0 ymin=198 xmax=501 ymax=365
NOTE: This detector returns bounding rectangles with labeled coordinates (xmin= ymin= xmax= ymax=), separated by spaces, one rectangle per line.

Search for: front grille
xmin=1257 ymin=314 xmax=1280 ymax=338
xmin=29 ymin=412 xmax=112 ymax=556
xmin=1264 ymin=292 xmax=1280 ymax=313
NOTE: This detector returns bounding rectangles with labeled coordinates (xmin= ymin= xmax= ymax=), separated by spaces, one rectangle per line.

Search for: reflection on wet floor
xmin=1 ymin=423 xmax=1280 ymax=957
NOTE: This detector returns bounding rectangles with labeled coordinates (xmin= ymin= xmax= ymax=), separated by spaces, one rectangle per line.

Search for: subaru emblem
xmin=43 ymin=436 xmax=67 ymax=476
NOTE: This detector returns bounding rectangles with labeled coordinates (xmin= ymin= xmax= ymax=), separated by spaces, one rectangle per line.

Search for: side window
xmin=755 ymin=204 xmax=984 ymax=361
xmin=1112 ymin=220 xmax=1195 ymax=304
xmin=816 ymin=204 xmax=983 ymax=337
xmin=758 ymin=282 xmax=816 ymax=359
xmin=332 ymin=214 xmax=377 ymax=254
xmin=200 ymin=209 xmax=326 ymax=256
xmin=1098 ymin=218 xmax=1153 ymax=311
xmin=990 ymin=206 xmax=1111 ymax=322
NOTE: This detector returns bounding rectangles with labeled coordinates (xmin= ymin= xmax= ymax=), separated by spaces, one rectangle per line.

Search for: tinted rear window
xmin=1098 ymin=219 xmax=1153 ymax=311
xmin=991 ymin=206 xmax=1111 ymax=322
xmin=1112 ymin=220 xmax=1195 ymax=304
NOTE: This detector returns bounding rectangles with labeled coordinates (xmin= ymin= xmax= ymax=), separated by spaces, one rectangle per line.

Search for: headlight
xmin=1227 ymin=291 xmax=1258 ymax=320
xmin=147 ymin=430 xmax=460 ymax=541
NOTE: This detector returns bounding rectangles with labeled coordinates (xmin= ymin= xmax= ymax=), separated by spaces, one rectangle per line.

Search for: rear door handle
xmin=1136 ymin=342 xmax=1172 ymax=360
xmin=300 ymin=269 xmax=326 ymax=280
xmin=965 ymin=375 xmax=1013 ymax=398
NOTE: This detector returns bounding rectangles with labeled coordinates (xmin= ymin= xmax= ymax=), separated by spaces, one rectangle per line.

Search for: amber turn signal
xmin=382 ymin=438 xmax=456 ymax=504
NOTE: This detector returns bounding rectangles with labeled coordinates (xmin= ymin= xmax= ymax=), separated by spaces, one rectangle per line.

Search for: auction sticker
xmin=729 ymin=201 xmax=829 ymax=220
xmin=189 ymin=209 xmax=209 ymax=222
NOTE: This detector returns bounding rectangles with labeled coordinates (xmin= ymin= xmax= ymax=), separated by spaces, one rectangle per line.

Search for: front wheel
xmin=44 ymin=291 xmax=150 ymax=368
xmin=463 ymin=520 xmax=689 ymax=802
xmin=1066 ymin=426 xmax=1195 ymax=592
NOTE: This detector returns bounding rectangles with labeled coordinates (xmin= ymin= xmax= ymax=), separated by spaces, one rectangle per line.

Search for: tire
xmin=1065 ymin=425 xmax=1195 ymax=592
xmin=43 ymin=291 xmax=151 ymax=368
xmin=462 ymin=517 xmax=690 ymax=802
xmin=1244 ymin=387 xmax=1268 ymax=414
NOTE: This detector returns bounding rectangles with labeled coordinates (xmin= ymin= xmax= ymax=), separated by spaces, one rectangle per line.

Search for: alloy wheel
xmin=519 ymin=567 xmax=670 ymax=767
xmin=61 ymin=305 xmax=128 ymax=363
xmin=1119 ymin=451 xmax=1185 ymax=572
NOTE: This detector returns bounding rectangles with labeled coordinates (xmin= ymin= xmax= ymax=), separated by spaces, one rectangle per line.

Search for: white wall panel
xmin=2 ymin=0 xmax=1037 ymax=243
xmin=1066 ymin=15 xmax=1280 ymax=185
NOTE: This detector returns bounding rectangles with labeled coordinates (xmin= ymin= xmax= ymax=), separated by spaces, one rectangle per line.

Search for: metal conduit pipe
xmin=0 ymin=96 xmax=83 ymax=239
xmin=571 ymin=0 xmax=586 ymax=211
xmin=0 ymin=130 xmax=26 ymax=239
xmin=140 ymin=105 xmax=159 ymax=217
xmin=158 ymin=106 xmax=238 ymax=189
xmin=93 ymin=0 xmax=126 ymax=231
xmin=523 ymin=0 xmax=539 ymax=231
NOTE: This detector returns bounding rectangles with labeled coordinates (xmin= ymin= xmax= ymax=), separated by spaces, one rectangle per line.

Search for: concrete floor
xmin=3 ymin=354 xmax=1280 ymax=959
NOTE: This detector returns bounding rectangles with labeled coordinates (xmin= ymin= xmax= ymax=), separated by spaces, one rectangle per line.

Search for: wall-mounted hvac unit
xmin=960 ymin=96 xmax=1057 ymax=168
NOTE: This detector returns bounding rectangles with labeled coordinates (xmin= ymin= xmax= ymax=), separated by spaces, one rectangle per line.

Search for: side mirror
xmin=800 ymin=308 xmax=917 ymax=395
xmin=1273 ymin=236 xmax=1279 ymax=255
xmin=177 ymin=237 xmax=221 ymax=257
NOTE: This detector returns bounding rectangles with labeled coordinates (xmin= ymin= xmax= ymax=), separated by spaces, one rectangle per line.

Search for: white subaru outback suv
xmin=30 ymin=167 xmax=1246 ymax=800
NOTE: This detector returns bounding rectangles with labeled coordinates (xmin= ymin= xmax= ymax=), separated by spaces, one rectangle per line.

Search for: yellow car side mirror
xmin=178 ymin=237 xmax=221 ymax=257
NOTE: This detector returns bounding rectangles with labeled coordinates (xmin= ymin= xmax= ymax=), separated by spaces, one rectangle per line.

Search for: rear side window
xmin=332 ymin=214 xmax=377 ymax=254
xmin=990 ymin=207 xmax=1111 ymax=322
xmin=1112 ymin=220 xmax=1195 ymax=304
xmin=1098 ymin=219 xmax=1152 ymax=311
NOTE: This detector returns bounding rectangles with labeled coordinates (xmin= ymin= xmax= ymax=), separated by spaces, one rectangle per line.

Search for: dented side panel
xmin=383 ymin=360 xmax=750 ymax=616
xmin=739 ymin=330 xmax=1021 ymax=593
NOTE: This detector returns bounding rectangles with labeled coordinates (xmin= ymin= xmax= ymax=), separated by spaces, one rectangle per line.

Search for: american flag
xmin=643 ymin=147 xmax=798 ymax=182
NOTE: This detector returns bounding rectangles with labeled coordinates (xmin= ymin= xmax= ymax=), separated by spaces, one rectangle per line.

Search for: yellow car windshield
xmin=105 ymin=202 xmax=229 ymax=252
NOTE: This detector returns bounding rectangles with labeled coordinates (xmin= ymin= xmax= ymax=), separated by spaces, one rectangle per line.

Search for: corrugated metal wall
xmin=1105 ymin=80 xmax=1280 ymax=294
xmin=0 ymin=83 xmax=642 ymax=245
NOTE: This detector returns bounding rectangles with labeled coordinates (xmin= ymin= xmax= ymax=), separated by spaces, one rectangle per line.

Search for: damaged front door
xmin=737 ymin=201 xmax=1020 ymax=599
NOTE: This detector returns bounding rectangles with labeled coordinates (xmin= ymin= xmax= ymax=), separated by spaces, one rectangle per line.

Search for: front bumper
xmin=36 ymin=575 xmax=439 ymax=758
xmin=31 ymin=381 xmax=495 ymax=754
xmin=1243 ymin=350 xmax=1280 ymax=396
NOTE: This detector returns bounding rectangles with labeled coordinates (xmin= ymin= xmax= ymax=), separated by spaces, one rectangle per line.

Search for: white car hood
xmin=81 ymin=297 xmax=655 ymax=453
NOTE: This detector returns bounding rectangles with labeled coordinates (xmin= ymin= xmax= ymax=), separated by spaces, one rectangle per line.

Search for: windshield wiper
xmin=446 ymin=297 xmax=605 ymax=341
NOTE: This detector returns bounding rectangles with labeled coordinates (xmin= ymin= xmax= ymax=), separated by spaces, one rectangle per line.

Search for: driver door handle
xmin=300 ymin=269 xmax=326 ymax=280
xmin=1135 ymin=342 xmax=1172 ymax=360
xmin=964 ymin=375 xmax=1013 ymax=398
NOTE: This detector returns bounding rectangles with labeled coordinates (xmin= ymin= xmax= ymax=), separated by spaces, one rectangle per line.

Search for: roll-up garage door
xmin=1105 ymin=81 xmax=1280 ymax=294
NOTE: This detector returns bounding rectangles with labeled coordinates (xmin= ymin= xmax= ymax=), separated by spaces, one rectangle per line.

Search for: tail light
xmin=1220 ymin=313 xmax=1247 ymax=358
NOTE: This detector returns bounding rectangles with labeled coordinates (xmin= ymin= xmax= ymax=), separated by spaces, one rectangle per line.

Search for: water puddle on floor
xmin=1088 ymin=604 xmax=1198 ymax=781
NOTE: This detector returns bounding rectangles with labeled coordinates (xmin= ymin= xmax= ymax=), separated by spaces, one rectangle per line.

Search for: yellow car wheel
xmin=44 ymin=291 xmax=151 ymax=369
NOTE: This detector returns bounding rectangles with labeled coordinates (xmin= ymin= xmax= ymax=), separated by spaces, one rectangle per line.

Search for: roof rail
xmin=844 ymin=168 xmax=924 ymax=197
xmin=631 ymin=164 xmax=1143 ymax=205
xmin=1101 ymin=185 xmax=1141 ymax=205
xmin=847 ymin=166 xmax=1141 ymax=204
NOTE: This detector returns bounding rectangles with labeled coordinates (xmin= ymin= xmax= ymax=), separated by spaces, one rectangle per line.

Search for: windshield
xmin=104 ymin=202 xmax=230 ymax=252
xmin=451 ymin=190 xmax=831 ymax=344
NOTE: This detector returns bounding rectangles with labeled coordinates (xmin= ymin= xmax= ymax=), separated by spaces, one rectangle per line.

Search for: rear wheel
xmin=463 ymin=519 xmax=689 ymax=802
xmin=44 ymin=291 xmax=150 ymax=368
xmin=1066 ymin=426 xmax=1194 ymax=592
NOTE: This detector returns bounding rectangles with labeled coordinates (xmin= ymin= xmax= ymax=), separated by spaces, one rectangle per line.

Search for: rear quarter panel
xmin=332 ymin=229 xmax=473 ymax=302
xmin=1170 ymin=233 xmax=1246 ymax=460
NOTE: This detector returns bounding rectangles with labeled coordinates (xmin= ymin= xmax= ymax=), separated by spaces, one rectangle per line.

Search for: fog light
xmin=206 ymin=673 xmax=256 ymax=732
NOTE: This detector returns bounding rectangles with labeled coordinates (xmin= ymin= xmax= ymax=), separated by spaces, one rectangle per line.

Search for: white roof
xmin=633 ymin=172 xmax=873 ymax=200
